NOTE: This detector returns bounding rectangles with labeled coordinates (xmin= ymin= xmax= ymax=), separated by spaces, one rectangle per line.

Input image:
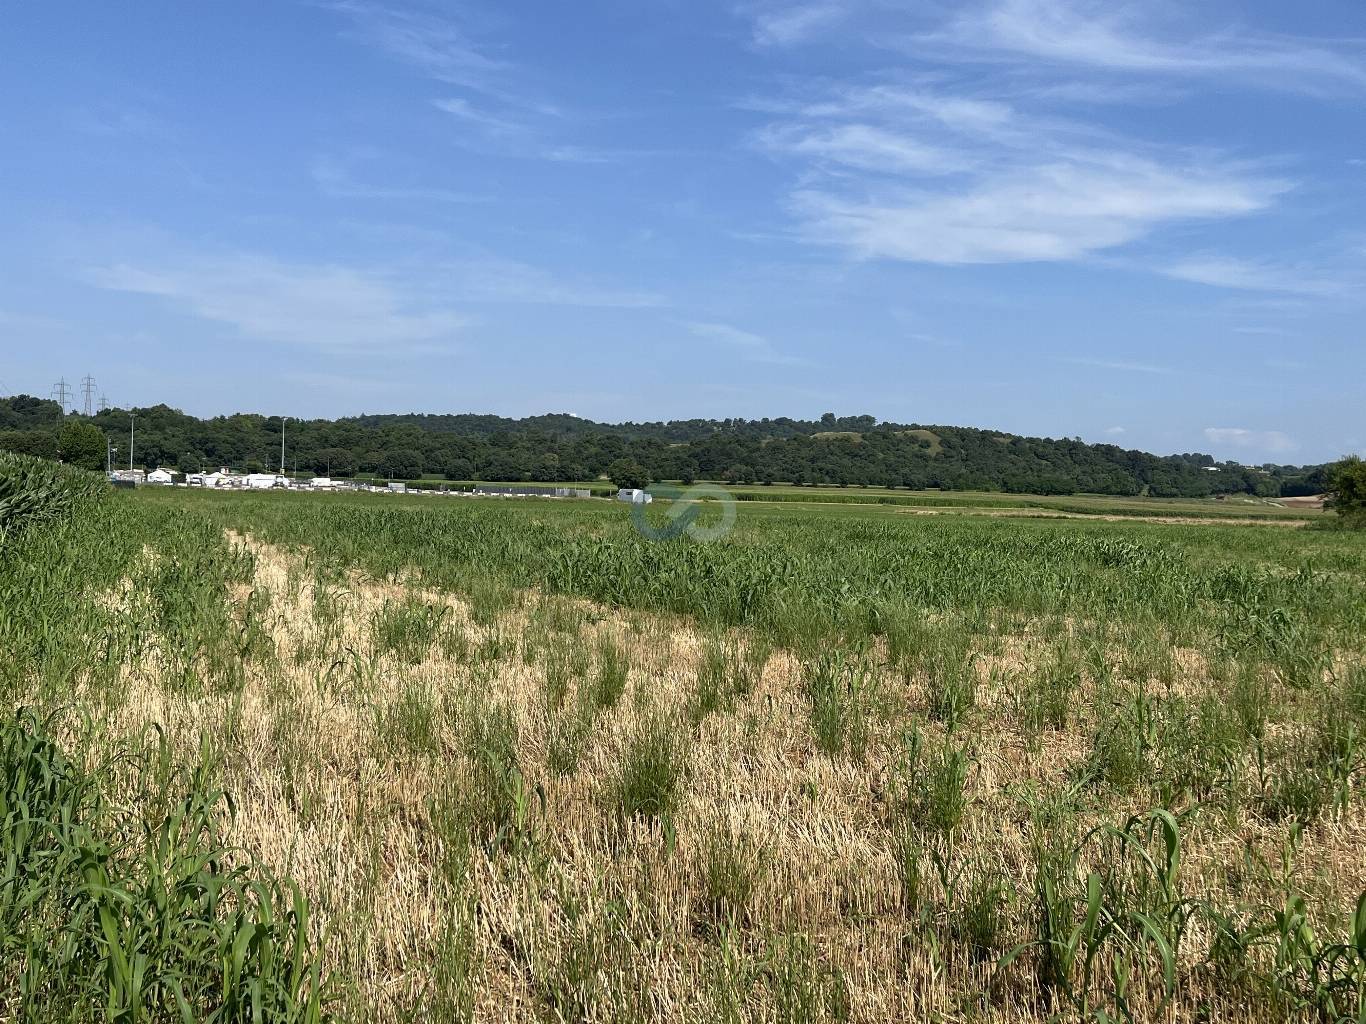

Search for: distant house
xmin=147 ymin=468 xmax=174 ymax=485
xmin=245 ymin=473 xmax=279 ymax=490
xmin=388 ymin=481 xmax=407 ymax=493
xmin=617 ymin=488 xmax=652 ymax=504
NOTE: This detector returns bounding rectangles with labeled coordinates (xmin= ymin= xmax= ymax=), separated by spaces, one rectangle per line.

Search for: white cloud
xmin=1204 ymin=427 xmax=1298 ymax=455
xmin=686 ymin=321 xmax=810 ymax=366
xmin=748 ymin=3 xmax=850 ymax=47
xmin=324 ymin=1 xmax=505 ymax=90
xmin=432 ymin=97 xmax=523 ymax=135
xmin=792 ymin=156 xmax=1282 ymax=264
xmin=1103 ymin=426 xmax=1126 ymax=435
xmin=324 ymin=1 xmax=560 ymax=118
xmin=86 ymin=255 xmax=468 ymax=353
xmin=757 ymin=122 xmax=970 ymax=175
xmin=1061 ymin=356 xmax=1173 ymax=375
xmin=798 ymin=86 xmax=1016 ymax=138
xmin=1161 ymin=256 xmax=1341 ymax=296
xmin=446 ymin=259 xmax=665 ymax=308
xmin=928 ymin=0 xmax=1366 ymax=93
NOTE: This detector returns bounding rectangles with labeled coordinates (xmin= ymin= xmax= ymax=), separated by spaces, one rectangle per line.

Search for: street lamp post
xmin=280 ymin=416 xmax=288 ymax=475
xmin=129 ymin=414 xmax=135 ymax=472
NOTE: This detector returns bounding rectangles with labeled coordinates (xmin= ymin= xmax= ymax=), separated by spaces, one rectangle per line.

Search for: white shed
xmin=616 ymin=488 xmax=652 ymax=504
xmin=310 ymin=477 xmax=334 ymax=490
xmin=147 ymin=468 xmax=174 ymax=485
xmin=246 ymin=473 xmax=278 ymax=490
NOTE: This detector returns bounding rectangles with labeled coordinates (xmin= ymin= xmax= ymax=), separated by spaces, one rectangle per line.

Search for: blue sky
xmin=2 ymin=1 xmax=1363 ymax=463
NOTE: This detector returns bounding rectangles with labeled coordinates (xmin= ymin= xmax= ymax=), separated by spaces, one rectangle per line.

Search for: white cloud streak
xmin=1204 ymin=427 xmax=1298 ymax=455
xmin=86 ymin=254 xmax=468 ymax=353
xmin=748 ymin=3 xmax=850 ymax=47
xmin=791 ymin=156 xmax=1283 ymax=264
xmin=686 ymin=321 xmax=810 ymax=366
xmin=1161 ymin=256 xmax=1342 ymax=296
xmin=927 ymin=0 xmax=1366 ymax=93
xmin=323 ymin=1 xmax=505 ymax=90
xmin=1061 ymin=356 xmax=1174 ymax=375
xmin=447 ymin=259 xmax=665 ymax=308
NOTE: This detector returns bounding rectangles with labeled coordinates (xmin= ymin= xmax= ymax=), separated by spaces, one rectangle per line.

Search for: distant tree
xmin=607 ymin=458 xmax=649 ymax=491
xmin=316 ymin=447 xmax=356 ymax=477
xmin=0 ymin=429 xmax=58 ymax=459
xmin=1325 ymin=456 xmax=1366 ymax=527
xmin=723 ymin=464 xmax=754 ymax=485
xmin=381 ymin=449 xmax=424 ymax=480
xmin=56 ymin=420 xmax=106 ymax=471
xmin=177 ymin=452 xmax=203 ymax=474
xmin=445 ymin=456 xmax=474 ymax=481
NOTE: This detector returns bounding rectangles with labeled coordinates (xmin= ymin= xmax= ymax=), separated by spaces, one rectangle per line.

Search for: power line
xmin=99 ymin=393 xmax=109 ymax=412
xmin=50 ymin=377 xmax=72 ymax=418
xmin=81 ymin=374 xmax=97 ymax=417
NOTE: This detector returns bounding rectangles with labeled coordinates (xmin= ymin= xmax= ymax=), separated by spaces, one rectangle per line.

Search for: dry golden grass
xmin=70 ymin=530 xmax=1366 ymax=1023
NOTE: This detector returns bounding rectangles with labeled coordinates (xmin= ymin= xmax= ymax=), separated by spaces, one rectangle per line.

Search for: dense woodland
xmin=0 ymin=394 xmax=1329 ymax=498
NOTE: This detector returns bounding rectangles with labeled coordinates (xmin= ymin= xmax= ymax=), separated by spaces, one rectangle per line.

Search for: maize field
xmin=3 ymin=481 xmax=1366 ymax=1022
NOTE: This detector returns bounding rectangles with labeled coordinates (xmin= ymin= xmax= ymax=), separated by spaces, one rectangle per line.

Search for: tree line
xmin=0 ymin=394 xmax=1332 ymax=499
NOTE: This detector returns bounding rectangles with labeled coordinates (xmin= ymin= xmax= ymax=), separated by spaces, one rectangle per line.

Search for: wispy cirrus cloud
xmin=745 ymin=2 xmax=851 ymax=47
xmin=85 ymin=252 xmax=468 ymax=354
xmin=322 ymin=0 xmax=507 ymax=91
xmin=1161 ymin=256 xmax=1343 ymax=297
xmin=746 ymin=2 xmax=1362 ymax=284
xmin=788 ymin=154 xmax=1283 ymax=264
xmin=922 ymin=0 xmax=1366 ymax=94
xmin=447 ymin=258 xmax=665 ymax=308
xmin=1060 ymin=356 xmax=1175 ymax=376
xmin=756 ymin=122 xmax=971 ymax=175
xmin=755 ymin=59 xmax=1287 ymax=265
xmin=686 ymin=321 xmax=810 ymax=366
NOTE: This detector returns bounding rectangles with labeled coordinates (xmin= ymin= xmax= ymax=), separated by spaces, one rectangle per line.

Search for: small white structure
xmin=246 ymin=473 xmax=279 ymax=490
xmin=310 ymin=477 xmax=334 ymax=490
xmin=147 ymin=468 xmax=174 ymax=485
xmin=617 ymin=488 xmax=652 ymax=504
xmin=388 ymin=481 xmax=407 ymax=493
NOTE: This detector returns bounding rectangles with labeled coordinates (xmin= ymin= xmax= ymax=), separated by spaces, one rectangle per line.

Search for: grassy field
xmin=315 ymin=478 xmax=1319 ymax=522
xmin=4 ymin=474 xmax=1366 ymax=1022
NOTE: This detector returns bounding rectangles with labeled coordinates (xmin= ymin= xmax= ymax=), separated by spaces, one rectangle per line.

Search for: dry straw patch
xmin=67 ymin=529 xmax=1366 ymax=1023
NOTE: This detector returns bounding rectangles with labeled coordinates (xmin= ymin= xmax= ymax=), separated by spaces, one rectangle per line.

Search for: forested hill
xmin=0 ymin=394 xmax=1326 ymax=498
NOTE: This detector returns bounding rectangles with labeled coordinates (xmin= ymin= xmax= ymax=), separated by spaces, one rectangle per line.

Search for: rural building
xmin=146 ymin=468 xmax=174 ymax=485
xmin=617 ymin=488 xmax=652 ymax=504
xmin=245 ymin=473 xmax=279 ymax=490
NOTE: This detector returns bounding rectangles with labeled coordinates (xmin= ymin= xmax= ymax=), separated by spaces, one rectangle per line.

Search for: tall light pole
xmin=107 ymin=440 xmax=115 ymax=474
xmin=280 ymin=415 xmax=289 ymax=475
xmin=129 ymin=413 xmax=135 ymax=472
